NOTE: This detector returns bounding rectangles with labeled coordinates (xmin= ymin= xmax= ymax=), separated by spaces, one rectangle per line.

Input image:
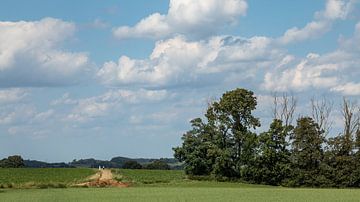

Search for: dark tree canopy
xmin=145 ymin=160 xmax=171 ymax=170
xmin=174 ymin=88 xmax=260 ymax=179
xmin=0 ymin=155 xmax=25 ymax=168
xmin=122 ymin=160 xmax=143 ymax=169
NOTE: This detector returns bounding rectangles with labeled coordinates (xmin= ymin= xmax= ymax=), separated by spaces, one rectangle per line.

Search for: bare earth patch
xmin=75 ymin=169 xmax=129 ymax=188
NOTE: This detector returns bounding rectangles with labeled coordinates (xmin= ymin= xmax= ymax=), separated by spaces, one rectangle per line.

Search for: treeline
xmin=174 ymin=88 xmax=360 ymax=187
xmin=70 ymin=157 xmax=180 ymax=169
xmin=0 ymin=155 xmax=181 ymax=170
xmin=122 ymin=160 xmax=170 ymax=170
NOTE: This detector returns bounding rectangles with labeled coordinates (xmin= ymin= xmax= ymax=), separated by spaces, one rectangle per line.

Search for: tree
xmin=291 ymin=117 xmax=326 ymax=187
xmin=174 ymin=88 xmax=260 ymax=179
xmin=145 ymin=160 xmax=170 ymax=170
xmin=310 ymin=96 xmax=333 ymax=136
xmin=272 ymin=92 xmax=297 ymax=127
xmin=322 ymin=99 xmax=360 ymax=187
xmin=173 ymin=118 xmax=216 ymax=175
xmin=341 ymin=98 xmax=359 ymax=155
xmin=0 ymin=155 xmax=25 ymax=168
xmin=254 ymin=119 xmax=292 ymax=185
xmin=122 ymin=161 xmax=143 ymax=169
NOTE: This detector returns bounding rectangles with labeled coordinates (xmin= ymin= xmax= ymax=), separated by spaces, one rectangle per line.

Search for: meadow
xmin=1 ymin=168 xmax=360 ymax=201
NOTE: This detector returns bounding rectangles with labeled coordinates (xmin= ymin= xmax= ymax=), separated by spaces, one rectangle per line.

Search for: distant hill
xmin=24 ymin=156 xmax=183 ymax=169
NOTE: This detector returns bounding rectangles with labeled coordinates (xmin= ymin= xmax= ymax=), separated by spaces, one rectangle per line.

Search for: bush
xmin=122 ymin=161 xmax=143 ymax=169
xmin=0 ymin=155 xmax=25 ymax=168
xmin=145 ymin=160 xmax=170 ymax=170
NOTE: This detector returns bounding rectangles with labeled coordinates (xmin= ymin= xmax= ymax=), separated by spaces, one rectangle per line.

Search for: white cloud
xmin=320 ymin=0 xmax=356 ymax=20
xmin=0 ymin=18 xmax=91 ymax=87
xmin=113 ymin=0 xmax=247 ymax=39
xmin=0 ymin=88 xmax=28 ymax=104
xmin=0 ymin=105 xmax=36 ymax=125
xmin=331 ymin=82 xmax=360 ymax=95
xmin=264 ymin=21 xmax=360 ymax=94
xmin=278 ymin=0 xmax=356 ymax=44
xmin=61 ymin=89 xmax=169 ymax=123
xmin=263 ymin=53 xmax=340 ymax=92
xmin=98 ymin=35 xmax=284 ymax=88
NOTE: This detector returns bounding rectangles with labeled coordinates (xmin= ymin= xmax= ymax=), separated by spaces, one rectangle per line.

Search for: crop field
xmin=112 ymin=169 xmax=185 ymax=185
xmin=1 ymin=168 xmax=360 ymax=201
xmin=0 ymin=168 xmax=95 ymax=188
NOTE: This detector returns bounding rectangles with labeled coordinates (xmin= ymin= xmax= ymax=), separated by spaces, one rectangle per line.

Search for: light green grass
xmin=113 ymin=169 xmax=185 ymax=185
xmin=0 ymin=168 xmax=95 ymax=188
xmin=113 ymin=169 xmax=270 ymax=188
xmin=1 ymin=187 xmax=360 ymax=202
xmin=1 ymin=168 xmax=360 ymax=201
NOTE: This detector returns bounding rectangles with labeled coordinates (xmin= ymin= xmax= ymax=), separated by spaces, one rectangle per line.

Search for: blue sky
xmin=0 ymin=0 xmax=359 ymax=162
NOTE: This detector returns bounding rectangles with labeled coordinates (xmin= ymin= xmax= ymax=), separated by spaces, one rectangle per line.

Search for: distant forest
xmin=0 ymin=155 xmax=182 ymax=170
xmin=174 ymin=88 xmax=360 ymax=188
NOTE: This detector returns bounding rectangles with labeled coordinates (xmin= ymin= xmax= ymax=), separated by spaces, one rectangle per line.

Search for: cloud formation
xmin=52 ymin=89 xmax=169 ymax=123
xmin=0 ymin=88 xmax=28 ymax=104
xmin=98 ymin=35 xmax=284 ymax=88
xmin=113 ymin=0 xmax=248 ymax=39
xmin=264 ymin=21 xmax=360 ymax=94
xmin=0 ymin=18 xmax=91 ymax=87
xmin=278 ymin=0 xmax=356 ymax=44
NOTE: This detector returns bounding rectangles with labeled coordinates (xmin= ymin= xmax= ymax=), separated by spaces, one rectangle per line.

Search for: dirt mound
xmin=79 ymin=179 xmax=129 ymax=188
xmin=75 ymin=169 xmax=129 ymax=188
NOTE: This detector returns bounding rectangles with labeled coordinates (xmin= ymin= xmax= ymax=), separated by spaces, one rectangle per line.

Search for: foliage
xmin=290 ymin=117 xmax=326 ymax=187
xmin=145 ymin=160 xmax=171 ymax=170
xmin=253 ymin=119 xmax=292 ymax=185
xmin=174 ymin=88 xmax=260 ymax=179
xmin=122 ymin=161 xmax=143 ymax=169
xmin=0 ymin=155 xmax=25 ymax=168
xmin=174 ymin=87 xmax=360 ymax=188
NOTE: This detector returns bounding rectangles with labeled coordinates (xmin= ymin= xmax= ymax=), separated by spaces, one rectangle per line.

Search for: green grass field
xmin=2 ymin=187 xmax=360 ymax=202
xmin=1 ymin=168 xmax=360 ymax=201
xmin=0 ymin=168 xmax=95 ymax=188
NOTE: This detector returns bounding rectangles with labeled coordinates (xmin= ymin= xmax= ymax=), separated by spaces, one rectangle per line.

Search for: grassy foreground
xmin=1 ymin=168 xmax=360 ymax=201
xmin=2 ymin=187 xmax=360 ymax=202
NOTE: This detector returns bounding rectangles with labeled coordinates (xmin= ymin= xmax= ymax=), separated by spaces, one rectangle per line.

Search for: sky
xmin=0 ymin=0 xmax=360 ymax=162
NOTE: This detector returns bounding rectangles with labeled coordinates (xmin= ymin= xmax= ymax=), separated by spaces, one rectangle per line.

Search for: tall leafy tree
xmin=174 ymin=88 xmax=260 ymax=178
xmin=254 ymin=119 xmax=292 ymax=185
xmin=291 ymin=117 xmax=325 ymax=187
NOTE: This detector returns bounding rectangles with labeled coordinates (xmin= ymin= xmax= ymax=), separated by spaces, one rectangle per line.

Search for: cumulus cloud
xmin=0 ymin=18 xmax=91 ymax=87
xmin=98 ymin=35 xmax=284 ymax=88
xmin=56 ymin=89 xmax=169 ymax=122
xmin=113 ymin=0 xmax=248 ymax=39
xmin=278 ymin=0 xmax=356 ymax=44
xmin=0 ymin=104 xmax=54 ymax=125
xmin=264 ymin=21 xmax=360 ymax=94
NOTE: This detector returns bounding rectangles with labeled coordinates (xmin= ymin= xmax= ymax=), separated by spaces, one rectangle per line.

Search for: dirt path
xmin=99 ymin=169 xmax=113 ymax=181
xmin=75 ymin=169 xmax=129 ymax=188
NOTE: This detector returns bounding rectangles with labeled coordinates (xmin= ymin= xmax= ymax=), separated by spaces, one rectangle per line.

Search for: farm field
xmin=1 ymin=168 xmax=360 ymax=201
xmin=0 ymin=168 xmax=95 ymax=188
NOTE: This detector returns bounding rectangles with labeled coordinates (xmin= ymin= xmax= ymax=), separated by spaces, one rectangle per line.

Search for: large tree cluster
xmin=174 ymin=88 xmax=360 ymax=187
